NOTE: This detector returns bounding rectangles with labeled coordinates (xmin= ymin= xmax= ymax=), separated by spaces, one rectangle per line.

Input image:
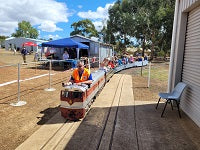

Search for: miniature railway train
xmin=60 ymin=60 xmax=148 ymax=120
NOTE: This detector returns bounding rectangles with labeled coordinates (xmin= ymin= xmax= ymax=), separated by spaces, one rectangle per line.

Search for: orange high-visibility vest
xmin=72 ymin=68 xmax=90 ymax=83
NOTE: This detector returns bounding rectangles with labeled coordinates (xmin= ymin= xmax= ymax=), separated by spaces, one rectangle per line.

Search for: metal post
xmin=35 ymin=62 xmax=37 ymax=74
xmin=141 ymin=61 xmax=143 ymax=76
xmin=44 ymin=60 xmax=56 ymax=91
xmin=88 ymin=58 xmax=91 ymax=73
xmin=10 ymin=63 xmax=27 ymax=106
xmin=76 ymin=48 xmax=80 ymax=59
xmin=99 ymin=43 xmax=101 ymax=68
xmin=17 ymin=63 xmax=21 ymax=100
xmin=148 ymin=62 xmax=151 ymax=88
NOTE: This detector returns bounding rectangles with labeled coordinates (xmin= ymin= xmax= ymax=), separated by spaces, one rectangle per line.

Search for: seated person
xmin=64 ymin=61 xmax=92 ymax=86
xmin=108 ymin=60 xmax=115 ymax=69
xmin=144 ymin=55 xmax=148 ymax=61
xmin=129 ymin=55 xmax=134 ymax=63
xmin=100 ymin=61 xmax=109 ymax=72
xmin=138 ymin=56 xmax=143 ymax=61
xmin=122 ymin=56 xmax=126 ymax=64
xmin=118 ymin=59 xmax=123 ymax=65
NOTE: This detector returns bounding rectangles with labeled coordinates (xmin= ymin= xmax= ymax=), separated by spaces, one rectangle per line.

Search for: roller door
xmin=181 ymin=5 xmax=200 ymax=127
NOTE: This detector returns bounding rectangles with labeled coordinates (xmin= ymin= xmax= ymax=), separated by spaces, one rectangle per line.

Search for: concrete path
xmin=16 ymin=74 xmax=200 ymax=150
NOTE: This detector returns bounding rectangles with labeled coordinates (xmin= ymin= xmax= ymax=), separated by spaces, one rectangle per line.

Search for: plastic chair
xmin=156 ymin=82 xmax=187 ymax=118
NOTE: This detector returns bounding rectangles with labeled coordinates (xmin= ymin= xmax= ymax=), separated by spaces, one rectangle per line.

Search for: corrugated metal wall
xmin=181 ymin=4 xmax=200 ymax=127
xmin=181 ymin=0 xmax=199 ymax=11
xmin=5 ymin=37 xmax=45 ymax=52
xmin=71 ymin=36 xmax=112 ymax=58
xmin=171 ymin=0 xmax=200 ymax=127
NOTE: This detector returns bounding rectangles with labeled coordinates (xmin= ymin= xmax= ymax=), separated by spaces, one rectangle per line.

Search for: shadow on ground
xmin=63 ymin=103 xmax=200 ymax=150
xmin=37 ymin=106 xmax=60 ymax=125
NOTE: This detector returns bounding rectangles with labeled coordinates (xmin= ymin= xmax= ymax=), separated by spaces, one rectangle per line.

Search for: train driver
xmin=66 ymin=61 xmax=93 ymax=86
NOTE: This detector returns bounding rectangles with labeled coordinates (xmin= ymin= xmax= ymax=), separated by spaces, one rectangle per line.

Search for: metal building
xmin=70 ymin=35 xmax=113 ymax=62
xmin=5 ymin=37 xmax=47 ymax=52
xmin=169 ymin=0 xmax=200 ymax=127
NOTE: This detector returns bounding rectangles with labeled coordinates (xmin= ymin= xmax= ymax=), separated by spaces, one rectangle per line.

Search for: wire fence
xmin=0 ymin=57 xmax=99 ymax=106
xmin=0 ymin=56 xmax=169 ymax=105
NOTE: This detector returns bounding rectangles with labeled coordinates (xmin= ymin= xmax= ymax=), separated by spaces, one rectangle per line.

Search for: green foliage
xmin=115 ymin=41 xmax=126 ymax=53
xmin=157 ymin=50 xmax=165 ymax=57
xmin=0 ymin=35 xmax=7 ymax=47
xmin=11 ymin=21 xmax=39 ymax=39
xmin=105 ymin=0 xmax=136 ymax=49
xmin=0 ymin=35 xmax=7 ymax=42
xmin=70 ymin=19 xmax=98 ymax=38
xmin=105 ymin=0 xmax=175 ymax=58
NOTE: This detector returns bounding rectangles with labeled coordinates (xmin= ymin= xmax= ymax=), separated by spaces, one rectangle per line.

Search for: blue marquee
xmin=42 ymin=38 xmax=89 ymax=49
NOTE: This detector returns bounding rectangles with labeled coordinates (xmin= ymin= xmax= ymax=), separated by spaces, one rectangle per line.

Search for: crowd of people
xmin=63 ymin=54 xmax=148 ymax=86
xmin=100 ymin=54 xmax=148 ymax=72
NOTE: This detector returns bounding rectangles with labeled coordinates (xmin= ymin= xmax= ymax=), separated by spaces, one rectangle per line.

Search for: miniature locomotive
xmin=60 ymin=60 xmax=148 ymax=120
xmin=60 ymin=70 xmax=106 ymax=120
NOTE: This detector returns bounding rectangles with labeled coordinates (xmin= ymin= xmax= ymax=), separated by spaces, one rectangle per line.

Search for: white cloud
xmin=93 ymin=21 xmax=104 ymax=31
xmin=77 ymin=3 xmax=114 ymax=31
xmin=46 ymin=34 xmax=61 ymax=40
xmin=38 ymin=21 xmax=63 ymax=32
xmin=78 ymin=3 xmax=113 ymax=20
xmin=0 ymin=0 xmax=70 ymax=36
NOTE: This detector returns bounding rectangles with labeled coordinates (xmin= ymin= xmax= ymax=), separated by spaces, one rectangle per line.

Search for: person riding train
xmin=64 ymin=61 xmax=93 ymax=86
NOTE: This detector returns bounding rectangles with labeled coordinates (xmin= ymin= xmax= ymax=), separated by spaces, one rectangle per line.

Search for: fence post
xmin=44 ymin=60 xmax=56 ymax=91
xmin=148 ymin=62 xmax=151 ymax=88
xmin=10 ymin=63 xmax=27 ymax=106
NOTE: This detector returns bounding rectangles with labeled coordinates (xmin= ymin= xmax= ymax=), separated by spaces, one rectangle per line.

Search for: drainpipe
xmin=168 ymin=0 xmax=180 ymax=92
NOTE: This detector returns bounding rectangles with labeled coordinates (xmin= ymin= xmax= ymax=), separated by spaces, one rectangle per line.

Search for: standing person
xmin=63 ymin=51 xmax=69 ymax=60
xmin=21 ymin=47 xmax=28 ymax=63
xmin=64 ymin=61 xmax=93 ymax=86
xmin=63 ymin=51 xmax=69 ymax=69
xmin=34 ymin=52 xmax=39 ymax=62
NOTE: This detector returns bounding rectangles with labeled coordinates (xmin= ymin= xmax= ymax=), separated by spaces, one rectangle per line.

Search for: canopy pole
xmin=76 ymin=48 xmax=80 ymax=59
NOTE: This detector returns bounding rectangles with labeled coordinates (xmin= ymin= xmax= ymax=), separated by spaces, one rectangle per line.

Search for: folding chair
xmin=156 ymin=82 xmax=187 ymax=118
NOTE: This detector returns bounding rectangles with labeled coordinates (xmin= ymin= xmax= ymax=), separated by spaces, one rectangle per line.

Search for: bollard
xmin=44 ymin=60 xmax=56 ymax=91
xmin=35 ymin=62 xmax=37 ymax=74
xmin=10 ymin=63 xmax=27 ymax=106
xmin=141 ymin=61 xmax=143 ymax=76
xmin=148 ymin=62 xmax=151 ymax=88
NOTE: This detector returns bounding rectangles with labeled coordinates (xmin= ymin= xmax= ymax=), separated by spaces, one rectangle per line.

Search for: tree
xmin=105 ymin=0 xmax=175 ymax=58
xmin=70 ymin=19 xmax=98 ymax=38
xmin=0 ymin=35 xmax=8 ymax=48
xmin=12 ymin=21 xmax=39 ymax=39
xmin=0 ymin=35 xmax=7 ymax=42
xmin=106 ymin=0 xmax=136 ymax=53
xmin=157 ymin=0 xmax=175 ymax=57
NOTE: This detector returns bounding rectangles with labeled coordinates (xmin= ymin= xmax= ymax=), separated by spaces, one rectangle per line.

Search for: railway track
xmin=17 ymin=71 xmax=138 ymax=150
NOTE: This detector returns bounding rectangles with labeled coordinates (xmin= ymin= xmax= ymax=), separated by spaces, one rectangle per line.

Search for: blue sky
xmin=0 ymin=0 xmax=115 ymax=40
